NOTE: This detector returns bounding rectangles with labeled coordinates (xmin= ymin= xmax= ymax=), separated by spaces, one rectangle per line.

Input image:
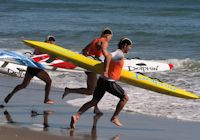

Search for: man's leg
xmin=70 ymin=99 xmax=98 ymax=129
xmin=4 ymin=73 xmax=32 ymax=103
xmin=63 ymin=72 xmax=102 ymax=114
xmin=63 ymin=72 xmax=97 ymax=97
xmin=36 ymin=70 xmax=53 ymax=104
xmin=111 ymin=94 xmax=129 ymax=127
xmin=70 ymin=77 xmax=106 ymax=129
xmin=107 ymin=81 xmax=129 ymax=127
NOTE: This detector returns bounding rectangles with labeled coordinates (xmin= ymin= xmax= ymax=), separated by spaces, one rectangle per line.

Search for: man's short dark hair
xmin=48 ymin=36 xmax=55 ymax=42
xmin=118 ymin=38 xmax=132 ymax=49
xmin=45 ymin=36 xmax=55 ymax=42
xmin=102 ymin=28 xmax=113 ymax=35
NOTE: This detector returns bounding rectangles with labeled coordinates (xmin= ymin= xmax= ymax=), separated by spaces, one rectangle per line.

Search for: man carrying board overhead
xmin=4 ymin=36 xmax=55 ymax=105
xmin=70 ymin=38 xmax=133 ymax=129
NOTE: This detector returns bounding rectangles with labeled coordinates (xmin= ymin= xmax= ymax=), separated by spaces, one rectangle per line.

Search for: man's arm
xmin=101 ymin=42 xmax=109 ymax=57
xmin=100 ymin=42 xmax=110 ymax=78
xmin=103 ymin=52 xmax=111 ymax=78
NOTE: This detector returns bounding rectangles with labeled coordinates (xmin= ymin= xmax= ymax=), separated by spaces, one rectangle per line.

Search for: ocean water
xmin=1 ymin=0 xmax=200 ymax=122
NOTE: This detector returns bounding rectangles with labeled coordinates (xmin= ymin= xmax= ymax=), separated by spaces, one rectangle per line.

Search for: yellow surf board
xmin=23 ymin=40 xmax=199 ymax=99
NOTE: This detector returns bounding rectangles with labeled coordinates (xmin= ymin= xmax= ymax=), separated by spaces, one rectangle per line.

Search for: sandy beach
xmin=0 ymin=126 xmax=73 ymax=140
xmin=0 ymin=74 xmax=200 ymax=140
xmin=1 ymin=0 xmax=200 ymax=139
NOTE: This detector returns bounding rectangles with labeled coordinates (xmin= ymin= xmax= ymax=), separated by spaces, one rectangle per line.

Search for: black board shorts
xmin=26 ymin=67 xmax=42 ymax=78
xmin=92 ymin=77 xmax=125 ymax=101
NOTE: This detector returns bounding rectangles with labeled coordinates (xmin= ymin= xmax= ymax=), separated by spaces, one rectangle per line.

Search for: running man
xmin=4 ymin=36 xmax=55 ymax=104
xmin=62 ymin=28 xmax=113 ymax=114
xmin=70 ymin=38 xmax=133 ymax=128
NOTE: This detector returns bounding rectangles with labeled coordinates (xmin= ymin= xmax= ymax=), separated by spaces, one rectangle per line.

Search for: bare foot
xmin=111 ymin=117 xmax=123 ymax=127
xmin=62 ymin=87 xmax=70 ymax=99
xmin=44 ymin=99 xmax=55 ymax=105
xmin=70 ymin=115 xmax=79 ymax=129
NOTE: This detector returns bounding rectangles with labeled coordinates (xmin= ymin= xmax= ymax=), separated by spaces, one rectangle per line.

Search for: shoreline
xmin=1 ymin=108 xmax=200 ymax=140
xmin=1 ymin=75 xmax=200 ymax=139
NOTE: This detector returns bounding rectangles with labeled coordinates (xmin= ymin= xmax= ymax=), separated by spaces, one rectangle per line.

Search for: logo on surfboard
xmin=126 ymin=65 xmax=159 ymax=73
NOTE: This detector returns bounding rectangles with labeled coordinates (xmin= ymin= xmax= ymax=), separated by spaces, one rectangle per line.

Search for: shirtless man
xmin=4 ymin=36 xmax=55 ymax=104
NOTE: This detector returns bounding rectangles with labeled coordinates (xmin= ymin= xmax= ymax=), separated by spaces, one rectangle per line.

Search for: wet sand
xmin=1 ymin=75 xmax=200 ymax=140
xmin=0 ymin=125 xmax=75 ymax=140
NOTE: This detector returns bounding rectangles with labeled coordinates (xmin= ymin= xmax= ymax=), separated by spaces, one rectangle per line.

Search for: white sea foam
xmin=66 ymin=85 xmax=200 ymax=122
xmin=3 ymin=55 xmax=200 ymax=122
xmin=64 ymin=59 xmax=200 ymax=122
